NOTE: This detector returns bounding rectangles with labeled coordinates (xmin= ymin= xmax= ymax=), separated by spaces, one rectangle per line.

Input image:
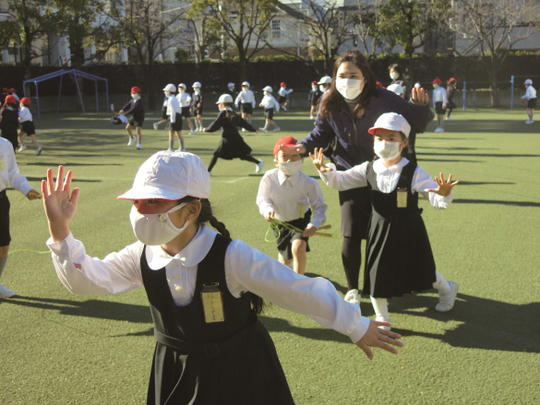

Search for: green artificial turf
xmin=0 ymin=108 xmax=539 ymax=404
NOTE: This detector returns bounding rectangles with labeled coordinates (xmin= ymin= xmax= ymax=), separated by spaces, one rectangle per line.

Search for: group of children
xmin=0 ymin=95 xmax=42 ymax=155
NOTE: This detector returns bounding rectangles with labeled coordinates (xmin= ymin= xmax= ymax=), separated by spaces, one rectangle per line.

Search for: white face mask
xmin=129 ymin=203 xmax=190 ymax=246
xmin=336 ymin=78 xmax=363 ymax=100
xmin=390 ymin=72 xmax=399 ymax=80
xmin=433 ymin=84 xmax=439 ymax=89
xmin=278 ymin=160 xmax=303 ymax=176
xmin=131 ymin=93 xmax=138 ymax=99
xmin=312 ymin=86 xmax=318 ymax=91
xmin=374 ymin=140 xmax=403 ymax=161
xmin=319 ymin=85 xmax=326 ymax=92
xmin=264 ymin=91 xmax=269 ymax=96
xmin=178 ymin=88 xmax=185 ymax=93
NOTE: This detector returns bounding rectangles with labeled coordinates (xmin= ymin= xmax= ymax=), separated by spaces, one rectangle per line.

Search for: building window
xmin=271 ymin=20 xmax=281 ymax=39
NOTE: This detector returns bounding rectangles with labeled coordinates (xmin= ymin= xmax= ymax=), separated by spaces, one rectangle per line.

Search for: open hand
xmin=309 ymin=148 xmax=332 ymax=173
xmin=355 ymin=319 xmax=403 ymax=360
xmin=426 ymin=172 xmax=459 ymax=196
xmin=411 ymin=87 xmax=429 ymax=105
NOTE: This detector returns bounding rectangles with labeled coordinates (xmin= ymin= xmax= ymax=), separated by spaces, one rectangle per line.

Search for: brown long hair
xmin=320 ymin=50 xmax=377 ymax=120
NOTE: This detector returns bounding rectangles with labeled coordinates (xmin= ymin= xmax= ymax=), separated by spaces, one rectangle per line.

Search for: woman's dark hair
xmin=179 ymin=196 xmax=266 ymax=314
xmin=319 ymin=50 xmax=377 ymax=120
xmin=388 ymin=63 xmax=403 ymax=76
xmin=223 ymin=103 xmax=240 ymax=126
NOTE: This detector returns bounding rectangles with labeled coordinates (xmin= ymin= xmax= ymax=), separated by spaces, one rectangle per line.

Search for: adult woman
xmin=281 ymin=50 xmax=433 ymax=305
xmin=388 ymin=63 xmax=411 ymax=99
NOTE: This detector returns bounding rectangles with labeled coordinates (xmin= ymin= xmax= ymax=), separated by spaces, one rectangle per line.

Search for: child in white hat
xmin=258 ymin=86 xmax=280 ymax=132
xmin=234 ymin=81 xmax=256 ymax=130
xmin=311 ymin=112 xmax=460 ymax=330
xmin=203 ymin=94 xmax=263 ymax=175
xmin=176 ymin=83 xmax=196 ymax=134
xmin=161 ymin=83 xmax=184 ymax=151
xmin=42 ymin=152 xmax=402 ymax=404
xmin=521 ymin=79 xmax=536 ymax=124
xmin=191 ymin=81 xmax=204 ymax=132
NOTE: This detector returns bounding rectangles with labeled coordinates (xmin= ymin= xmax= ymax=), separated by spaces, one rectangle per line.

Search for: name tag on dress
xmin=397 ymin=188 xmax=408 ymax=208
xmin=298 ymin=204 xmax=304 ymax=219
xmin=201 ymin=283 xmax=225 ymax=323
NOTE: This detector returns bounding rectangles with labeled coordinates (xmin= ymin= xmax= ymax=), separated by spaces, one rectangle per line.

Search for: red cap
xmin=449 ymin=77 xmax=457 ymax=83
xmin=280 ymin=82 xmax=286 ymax=87
xmin=273 ymin=136 xmax=298 ymax=157
xmin=376 ymin=81 xmax=386 ymax=89
xmin=432 ymin=78 xmax=442 ymax=85
xmin=5 ymin=95 xmax=17 ymax=104
xmin=130 ymin=86 xmax=141 ymax=94
xmin=312 ymin=81 xmax=318 ymax=84
xmin=20 ymin=97 xmax=31 ymax=105
xmin=8 ymin=88 xmax=16 ymax=93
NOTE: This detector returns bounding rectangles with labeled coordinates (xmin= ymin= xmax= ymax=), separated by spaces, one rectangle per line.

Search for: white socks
xmin=370 ymin=296 xmax=389 ymax=319
xmin=433 ymin=271 xmax=451 ymax=294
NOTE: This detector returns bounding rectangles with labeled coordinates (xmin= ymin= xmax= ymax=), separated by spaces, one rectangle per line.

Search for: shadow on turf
xmin=453 ymin=198 xmax=540 ymax=207
xmin=388 ymin=293 xmax=540 ymax=353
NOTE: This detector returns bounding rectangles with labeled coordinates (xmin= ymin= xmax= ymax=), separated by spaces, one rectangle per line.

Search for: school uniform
xmin=177 ymin=93 xmax=192 ymax=118
xmin=277 ymin=88 xmax=293 ymax=105
xmin=46 ymin=224 xmax=370 ymax=404
xmin=320 ymin=158 xmax=452 ymax=299
xmin=166 ymin=95 xmax=183 ymax=131
xmin=19 ymin=106 xmax=35 ymax=136
xmin=432 ymin=87 xmax=447 ymax=115
xmin=234 ymin=90 xmax=256 ymax=115
xmin=1 ymin=107 xmax=19 ymax=150
xmin=0 ymin=137 xmax=33 ymax=246
xmin=121 ymin=97 xmax=145 ymax=127
xmin=308 ymin=88 xmax=322 ymax=106
xmin=446 ymin=86 xmax=456 ymax=110
xmin=257 ymin=168 xmax=327 ymax=260
xmin=522 ymin=85 xmax=537 ymax=109
xmin=260 ymin=94 xmax=279 ymax=120
xmin=204 ymin=110 xmax=256 ymax=160
xmin=191 ymin=91 xmax=203 ymax=116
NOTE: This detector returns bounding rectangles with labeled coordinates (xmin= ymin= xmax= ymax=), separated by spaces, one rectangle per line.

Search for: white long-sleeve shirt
xmin=432 ymin=87 xmax=447 ymax=107
xmin=166 ymin=95 xmax=182 ymax=123
xmin=256 ymin=168 xmax=327 ymax=229
xmin=0 ymin=137 xmax=33 ymax=195
xmin=278 ymin=88 xmax=293 ymax=97
xmin=18 ymin=106 xmax=32 ymax=123
xmin=234 ymin=90 xmax=256 ymax=108
xmin=260 ymin=94 xmax=279 ymax=111
xmin=522 ymin=85 xmax=537 ymax=100
xmin=320 ymin=158 xmax=453 ymax=209
xmin=176 ymin=92 xmax=192 ymax=108
xmin=46 ymin=224 xmax=369 ymax=342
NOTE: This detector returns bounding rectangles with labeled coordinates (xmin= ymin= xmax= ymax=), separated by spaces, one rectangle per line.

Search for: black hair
xmin=179 ymin=196 xmax=266 ymax=314
xmin=222 ymin=103 xmax=240 ymax=126
xmin=388 ymin=63 xmax=403 ymax=76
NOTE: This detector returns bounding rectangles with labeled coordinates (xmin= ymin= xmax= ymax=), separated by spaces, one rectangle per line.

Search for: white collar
xmin=145 ymin=224 xmax=217 ymax=270
xmin=277 ymin=169 xmax=301 ymax=186
xmin=373 ymin=157 xmax=409 ymax=174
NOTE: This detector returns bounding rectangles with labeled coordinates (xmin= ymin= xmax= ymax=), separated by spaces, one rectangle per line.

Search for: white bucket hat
xmin=368 ymin=113 xmax=411 ymax=138
xmin=118 ymin=151 xmax=210 ymax=201
xmin=263 ymin=86 xmax=273 ymax=92
xmin=242 ymin=81 xmax=250 ymax=87
xmin=193 ymin=81 xmax=202 ymax=88
xmin=178 ymin=83 xmax=186 ymax=89
xmin=524 ymin=79 xmax=533 ymax=85
xmin=163 ymin=83 xmax=176 ymax=93
xmin=228 ymin=82 xmax=235 ymax=88
xmin=318 ymin=76 xmax=332 ymax=84
xmin=387 ymin=83 xmax=404 ymax=96
xmin=216 ymin=94 xmax=234 ymax=104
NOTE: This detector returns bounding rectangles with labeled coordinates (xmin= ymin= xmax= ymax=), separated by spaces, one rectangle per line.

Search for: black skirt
xmin=213 ymin=133 xmax=252 ymax=160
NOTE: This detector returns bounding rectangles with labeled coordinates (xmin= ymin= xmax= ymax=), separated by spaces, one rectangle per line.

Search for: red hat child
xmin=273 ymin=136 xmax=298 ymax=157
xmin=20 ymin=97 xmax=31 ymax=105
xmin=131 ymin=86 xmax=141 ymax=94
xmin=449 ymin=77 xmax=457 ymax=83
xmin=5 ymin=95 xmax=17 ymax=104
xmin=312 ymin=81 xmax=318 ymax=85
xmin=280 ymin=82 xmax=286 ymax=87
xmin=432 ymin=78 xmax=442 ymax=85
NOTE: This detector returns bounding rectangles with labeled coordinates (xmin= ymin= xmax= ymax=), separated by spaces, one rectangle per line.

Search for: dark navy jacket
xmin=299 ymin=88 xmax=434 ymax=171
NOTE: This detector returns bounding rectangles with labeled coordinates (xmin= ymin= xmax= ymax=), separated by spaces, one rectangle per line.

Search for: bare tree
xmin=447 ymin=0 xmax=540 ymax=106
xmin=352 ymin=0 xmax=384 ymax=57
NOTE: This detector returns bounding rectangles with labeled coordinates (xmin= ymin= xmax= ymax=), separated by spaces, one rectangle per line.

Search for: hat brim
xmin=117 ymin=186 xmax=187 ymax=201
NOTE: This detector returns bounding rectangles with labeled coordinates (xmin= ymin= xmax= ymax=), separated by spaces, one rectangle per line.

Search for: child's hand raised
xmin=426 ymin=172 xmax=459 ymax=196
xmin=309 ymin=148 xmax=332 ymax=173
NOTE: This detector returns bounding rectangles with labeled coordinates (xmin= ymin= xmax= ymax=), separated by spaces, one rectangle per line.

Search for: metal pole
xmin=510 ymin=75 xmax=514 ymax=110
xmin=73 ymin=73 xmax=86 ymax=114
xmin=462 ymin=81 xmax=466 ymax=110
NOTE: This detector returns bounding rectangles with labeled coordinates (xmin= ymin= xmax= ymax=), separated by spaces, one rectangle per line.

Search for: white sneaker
xmin=310 ymin=115 xmax=314 ymax=119
xmin=375 ymin=314 xmax=392 ymax=331
xmin=256 ymin=160 xmax=264 ymax=173
xmin=344 ymin=289 xmax=361 ymax=306
xmin=436 ymin=281 xmax=459 ymax=312
xmin=242 ymin=128 xmax=246 ymax=132
xmin=153 ymin=122 xmax=159 ymax=130
xmin=189 ymin=130 xmax=196 ymax=135
xmin=167 ymin=148 xmax=173 ymax=152
xmin=18 ymin=144 xmax=27 ymax=152
xmin=259 ymin=127 xmax=267 ymax=133
xmin=0 ymin=283 xmax=15 ymax=298
xmin=127 ymin=136 xmax=134 ymax=146
xmin=525 ymin=120 xmax=534 ymax=124
xmin=446 ymin=116 xmax=453 ymax=121
xmin=136 ymin=143 xmax=142 ymax=150
xmin=35 ymin=146 xmax=42 ymax=156
xmin=273 ymin=127 xmax=280 ymax=132
xmin=434 ymin=127 xmax=441 ymax=132
xmin=208 ymin=170 xmax=212 ymax=177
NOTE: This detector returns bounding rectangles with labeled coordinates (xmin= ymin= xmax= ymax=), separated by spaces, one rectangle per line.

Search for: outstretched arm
xmin=355 ymin=319 xmax=403 ymax=360
xmin=426 ymin=172 xmax=459 ymax=196
xmin=42 ymin=165 xmax=80 ymax=242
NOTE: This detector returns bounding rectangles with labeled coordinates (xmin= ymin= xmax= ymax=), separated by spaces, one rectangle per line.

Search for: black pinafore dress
xmin=141 ymin=234 xmax=294 ymax=405
xmin=362 ymin=161 xmax=436 ymax=299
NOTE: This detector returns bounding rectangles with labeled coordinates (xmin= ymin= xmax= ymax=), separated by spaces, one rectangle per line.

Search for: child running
xmin=177 ymin=83 xmax=196 ymax=135
xmin=0 ymin=136 xmax=41 ymax=298
xmin=119 ymin=86 xmax=145 ymax=149
xmin=277 ymin=82 xmax=293 ymax=111
xmin=191 ymin=81 xmax=204 ymax=132
xmin=162 ymin=83 xmax=184 ymax=152
xmin=259 ymin=86 xmax=280 ymax=133
xmin=203 ymin=94 xmax=263 ymax=175
xmin=42 ymin=151 xmax=403 ymax=404
xmin=0 ymin=95 xmax=19 ymax=151
xmin=17 ymin=97 xmax=42 ymax=155
xmin=234 ymin=81 xmax=256 ymax=131
xmin=256 ymin=136 xmax=327 ymax=275
xmin=310 ymin=112 xmax=459 ymax=330
xmin=153 ymin=92 xmax=171 ymax=131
